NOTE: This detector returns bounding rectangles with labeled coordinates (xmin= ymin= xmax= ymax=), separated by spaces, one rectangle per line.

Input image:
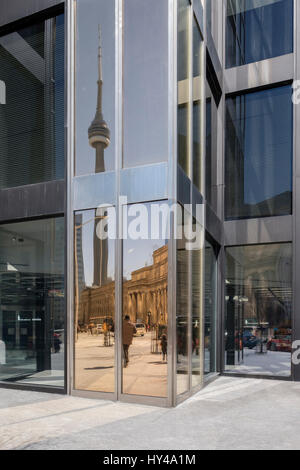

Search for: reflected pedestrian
xmin=161 ymin=333 xmax=167 ymax=362
xmin=122 ymin=315 xmax=136 ymax=367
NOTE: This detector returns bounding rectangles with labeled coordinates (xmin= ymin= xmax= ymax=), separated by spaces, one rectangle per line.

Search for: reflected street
xmin=75 ymin=331 xmax=167 ymax=396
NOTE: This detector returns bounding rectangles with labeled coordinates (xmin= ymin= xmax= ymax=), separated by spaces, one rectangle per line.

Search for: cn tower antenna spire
xmin=98 ymin=24 xmax=102 ymax=83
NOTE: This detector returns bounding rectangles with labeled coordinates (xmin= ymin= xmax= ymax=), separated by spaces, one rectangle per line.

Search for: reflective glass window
xmin=123 ymin=0 xmax=168 ymax=168
xmin=226 ymin=0 xmax=293 ymax=68
xmin=178 ymin=0 xmax=191 ymax=176
xmin=76 ymin=0 xmax=115 ymax=175
xmin=122 ymin=202 xmax=168 ymax=398
xmin=206 ymin=77 xmax=220 ymax=213
xmin=204 ymin=238 xmax=218 ymax=375
xmin=0 ymin=218 xmax=65 ymax=387
xmin=191 ymin=219 xmax=204 ymax=387
xmin=225 ymin=85 xmax=293 ymax=220
xmin=74 ymin=209 xmax=115 ymax=393
xmin=192 ymin=19 xmax=203 ymax=192
xmin=177 ymin=207 xmax=190 ymax=395
xmin=225 ymin=244 xmax=292 ymax=377
xmin=205 ymin=96 xmax=212 ymax=205
xmin=0 ymin=14 xmax=64 ymax=189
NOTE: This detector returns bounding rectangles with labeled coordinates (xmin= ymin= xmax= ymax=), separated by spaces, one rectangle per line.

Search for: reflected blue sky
xmin=123 ymin=0 xmax=168 ymax=168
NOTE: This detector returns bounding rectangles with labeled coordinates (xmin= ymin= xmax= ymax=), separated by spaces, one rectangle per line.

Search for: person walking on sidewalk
xmin=161 ymin=333 xmax=167 ymax=362
xmin=122 ymin=315 xmax=137 ymax=368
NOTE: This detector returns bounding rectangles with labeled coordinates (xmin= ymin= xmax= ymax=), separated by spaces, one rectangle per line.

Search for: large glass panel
xmin=191 ymin=219 xmax=204 ymax=387
xmin=226 ymin=0 xmax=293 ymax=68
xmin=0 ymin=218 xmax=65 ymax=387
xmin=204 ymin=237 xmax=218 ymax=375
xmin=0 ymin=14 xmax=64 ymax=189
xmin=122 ymin=203 xmax=168 ymax=397
xmin=205 ymin=95 xmax=212 ymax=205
xmin=74 ymin=209 xmax=115 ymax=393
xmin=225 ymin=244 xmax=292 ymax=377
xmin=206 ymin=0 xmax=212 ymax=33
xmin=176 ymin=207 xmax=190 ymax=395
xmin=225 ymin=85 xmax=293 ymax=220
xmin=205 ymin=77 xmax=219 ymax=213
xmin=123 ymin=0 xmax=168 ymax=168
xmin=76 ymin=0 xmax=115 ymax=176
xmin=192 ymin=18 xmax=203 ymax=192
xmin=178 ymin=0 xmax=191 ymax=176
xmin=193 ymin=101 xmax=201 ymax=190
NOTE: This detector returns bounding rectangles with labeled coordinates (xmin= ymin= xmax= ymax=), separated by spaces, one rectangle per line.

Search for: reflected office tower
xmin=88 ymin=27 xmax=109 ymax=287
xmin=74 ymin=215 xmax=85 ymax=290
xmin=88 ymin=26 xmax=110 ymax=173
xmin=93 ymin=207 xmax=108 ymax=287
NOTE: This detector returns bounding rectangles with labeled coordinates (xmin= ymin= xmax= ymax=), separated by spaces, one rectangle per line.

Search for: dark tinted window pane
xmin=204 ymin=238 xmax=218 ymax=375
xmin=193 ymin=101 xmax=201 ymax=191
xmin=76 ymin=0 xmax=115 ymax=175
xmin=225 ymin=244 xmax=292 ymax=377
xmin=206 ymin=0 xmax=212 ymax=33
xmin=192 ymin=220 xmax=204 ymax=386
xmin=123 ymin=0 xmax=168 ymax=168
xmin=225 ymin=85 xmax=293 ymax=220
xmin=178 ymin=104 xmax=189 ymax=175
xmin=192 ymin=19 xmax=203 ymax=192
xmin=74 ymin=209 xmax=115 ymax=393
xmin=0 ymin=218 xmax=65 ymax=387
xmin=177 ymin=0 xmax=191 ymax=176
xmin=205 ymin=97 xmax=212 ymax=206
xmin=226 ymin=0 xmax=293 ymax=68
xmin=193 ymin=18 xmax=201 ymax=78
xmin=0 ymin=14 xmax=64 ymax=189
xmin=178 ymin=0 xmax=190 ymax=82
xmin=177 ymin=207 xmax=190 ymax=395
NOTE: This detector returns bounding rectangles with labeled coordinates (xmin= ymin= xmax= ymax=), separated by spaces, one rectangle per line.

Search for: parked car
xmin=134 ymin=323 xmax=146 ymax=337
xmin=267 ymin=335 xmax=292 ymax=353
xmin=243 ymin=335 xmax=258 ymax=350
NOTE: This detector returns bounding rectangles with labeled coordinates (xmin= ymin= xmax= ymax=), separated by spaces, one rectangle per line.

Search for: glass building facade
xmin=0 ymin=0 xmax=300 ymax=406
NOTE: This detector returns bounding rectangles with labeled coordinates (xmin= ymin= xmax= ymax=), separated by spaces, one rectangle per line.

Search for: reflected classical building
xmin=123 ymin=245 xmax=168 ymax=326
xmin=78 ymin=245 xmax=168 ymax=327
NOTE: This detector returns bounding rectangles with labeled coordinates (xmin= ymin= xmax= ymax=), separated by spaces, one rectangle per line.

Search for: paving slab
xmin=1 ymin=376 xmax=300 ymax=450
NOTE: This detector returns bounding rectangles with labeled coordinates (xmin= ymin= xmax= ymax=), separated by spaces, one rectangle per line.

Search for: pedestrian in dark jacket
xmin=161 ymin=333 xmax=167 ymax=361
xmin=122 ymin=315 xmax=137 ymax=367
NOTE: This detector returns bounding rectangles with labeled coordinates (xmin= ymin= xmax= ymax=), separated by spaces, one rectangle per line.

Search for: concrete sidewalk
xmin=1 ymin=376 xmax=300 ymax=450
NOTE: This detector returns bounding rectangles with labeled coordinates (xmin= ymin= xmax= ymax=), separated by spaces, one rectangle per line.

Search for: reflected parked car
xmin=243 ymin=335 xmax=258 ymax=350
xmin=134 ymin=323 xmax=146 ymax=337
xmin=267 ymin=335 xmax=292 ymax=353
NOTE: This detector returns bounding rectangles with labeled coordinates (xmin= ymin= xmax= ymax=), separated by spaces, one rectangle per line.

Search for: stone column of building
xmin=146 ymin=291 xmax=152 ymax=325
xmin=136 ymin=292 xmax=142 ymax=320
xmin=127 ymin=293 xmax=132 ymax=318
xmin=141 ymin=293 xmax=146 ymax=322
xmin=162 ymin=287 xmax=167 ymax=324
xmin=152 ymin=291 xmax=157 ymax=324
xmin=157 ymin=289 xmax=162 ymax=322
xmin=131 ymin=293 xmax=137 ymax=322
